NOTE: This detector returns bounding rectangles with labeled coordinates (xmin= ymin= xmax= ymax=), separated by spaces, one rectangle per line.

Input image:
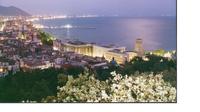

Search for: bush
xmin=43 ymin=71 xmax=176 ymax=103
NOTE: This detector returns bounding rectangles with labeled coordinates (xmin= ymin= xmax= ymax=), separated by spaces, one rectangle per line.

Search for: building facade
xmin=134 ymin=38 xmax=144 ymax=57
xmin=53 ymin=39 xmax=139 ymax=65
xmin=63 ymin=42 xmax=93 ymax=57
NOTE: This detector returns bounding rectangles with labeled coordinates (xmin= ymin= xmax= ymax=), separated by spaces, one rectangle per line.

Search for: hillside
xmin=0 ymin=5 xmax=30 ymax=16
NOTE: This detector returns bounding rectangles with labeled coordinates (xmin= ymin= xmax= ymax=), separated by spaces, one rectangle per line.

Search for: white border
xmin=1 ymin=0 xmax=200 ymax=112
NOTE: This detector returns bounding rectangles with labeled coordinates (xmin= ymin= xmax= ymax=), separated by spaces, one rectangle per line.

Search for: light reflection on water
xmin=38 ymin=17 xmax=176 ymax=51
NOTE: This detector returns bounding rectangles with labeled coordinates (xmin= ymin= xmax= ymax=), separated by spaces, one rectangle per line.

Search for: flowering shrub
xmin=43 ymin=71 xmax=176 ymax=103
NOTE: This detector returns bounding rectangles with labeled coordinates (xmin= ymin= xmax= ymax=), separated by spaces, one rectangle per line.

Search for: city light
xmin=64 ymin=24 xmax=73 ymax=29
xmin=0 ymin=68 xmax=3 ymax=72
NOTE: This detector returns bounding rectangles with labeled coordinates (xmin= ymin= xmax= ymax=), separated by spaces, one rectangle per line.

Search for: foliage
xmin=57 ymin=74 xmax=68 ymax=86
xmin=0 ymin=66 xmax=85 ymax=103
xmin=63 ymin=66 xmax=84 ymax=78
xmin=95 ymin=65 xmax=118 ymax=81
xmin=125 ymin=55 xmax=177 ymax=87
xmin=0 ymin=68 xmax=60 ymax=102
xmin=0 ymin=54 xmax=177 ymax=103
xmin=122 ymin=55 xmax=176 ymax=74
xmin=162 ymin=68 xmax=177 ymax=87
xmin=43 ymin=71 xmax=176 ymax=103
xmin=38 ymin=30 xmax=54 ymax=46
xmin=96 ymin=54 xmax=177 ymax=87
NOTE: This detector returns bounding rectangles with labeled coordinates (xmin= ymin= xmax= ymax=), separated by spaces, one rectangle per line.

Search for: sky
xmin=0 ymin=0 xmax=176 ymax=16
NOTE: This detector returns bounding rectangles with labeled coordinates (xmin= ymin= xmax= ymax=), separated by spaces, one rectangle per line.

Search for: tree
xmin=38 ymin=30 xmax=54 ymax=46
xmin=0 ymin=68 xmax=61 ymax=102
xmin=162 ymin=68 xmax=177 ymax=87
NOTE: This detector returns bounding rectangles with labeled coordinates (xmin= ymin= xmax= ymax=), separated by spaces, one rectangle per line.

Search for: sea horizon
xmin=35 ymin=16 xmax=177 ymax=51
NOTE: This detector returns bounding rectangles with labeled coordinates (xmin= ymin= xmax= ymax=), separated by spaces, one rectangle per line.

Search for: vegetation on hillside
xmin=0 ymin=67 xmax=84 ymax=103
xmin=38 ymin=30 xmax=54 ymax=46
xmin=0 ymin=54 xmax=177 ymax=102
xmin=96 ymin=54 xmax=177 ymax=87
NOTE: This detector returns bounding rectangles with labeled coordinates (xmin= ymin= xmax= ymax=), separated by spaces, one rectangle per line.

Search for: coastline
xmin=34 ymin=16 xmax=177 ymax=51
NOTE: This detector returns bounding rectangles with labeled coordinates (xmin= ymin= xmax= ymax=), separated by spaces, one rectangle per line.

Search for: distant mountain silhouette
xmin=0 ymin=5 xmax=30 ymax=16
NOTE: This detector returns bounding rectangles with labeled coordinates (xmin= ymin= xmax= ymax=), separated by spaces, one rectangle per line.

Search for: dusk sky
xmin=0 ymin=0 xmax=176 ymax=16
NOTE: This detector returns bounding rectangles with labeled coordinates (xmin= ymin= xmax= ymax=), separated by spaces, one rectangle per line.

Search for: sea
xmin=36 ymin=17 xmax=177 ymax=51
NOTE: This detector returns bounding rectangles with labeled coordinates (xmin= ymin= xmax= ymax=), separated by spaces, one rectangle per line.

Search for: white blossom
xmin=44 ymin=71 xmax=176 ymax=103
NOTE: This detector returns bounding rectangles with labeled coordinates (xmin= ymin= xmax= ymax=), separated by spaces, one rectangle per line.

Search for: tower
xmin=134 ymin=38 xmax=144 ymax=57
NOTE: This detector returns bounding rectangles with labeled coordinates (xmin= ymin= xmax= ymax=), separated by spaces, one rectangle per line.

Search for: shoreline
xmin=33 ymin=17 xmax=177 ymax=51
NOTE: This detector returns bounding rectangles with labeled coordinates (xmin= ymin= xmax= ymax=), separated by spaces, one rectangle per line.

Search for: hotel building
xmin=53 ymin=39 xmax=138 ymax=64
xmin=105 ymin=50 xmax=137 ymax=64
xmin=63 ymin=41 xmax=93 ymax=56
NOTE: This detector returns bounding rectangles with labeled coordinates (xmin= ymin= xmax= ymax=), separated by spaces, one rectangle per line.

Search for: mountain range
xmin=0 ymin=5 xmax=30 ymax=16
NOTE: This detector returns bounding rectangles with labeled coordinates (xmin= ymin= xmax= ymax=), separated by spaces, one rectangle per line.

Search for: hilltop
xmin=0 ymin=5 xmax=30 ymax=16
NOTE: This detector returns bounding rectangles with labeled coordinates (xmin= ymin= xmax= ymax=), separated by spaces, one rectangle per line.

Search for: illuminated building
xmin=134 ymin=38 xmax=144 ymax=57
xmin=92 ymin=45 xmax=109 ymax=57
xmin=32 ymin=31 xmax=42 ymax=44
xmin=53 ymin=39 xmax=137 ymax=64
xmin=105 ymin=50 xmax=127 ymax=64
xmin=126 ymin=51 xmax=138 ymax=62
xmin=0 ymin=68 xmax=3 ymax=72
xmin=105 ymin=49 xmax=137 ymax=64
xmin=62 ymin=41 xmax=127 ymax=58
xmin=0 ymin=22 xmax=5 ymax=32
xmin=63 ymin=41 xmax=93 ymax=56
xmin=93 ymin=45 xmax=126 ymax=57
xmin=53 ymin=39 xmax=62 ymax=51
xmin=0 ymin=67 xmax=8 ymax=77
xmin=22 ymin=60 xmax=54 ymax=70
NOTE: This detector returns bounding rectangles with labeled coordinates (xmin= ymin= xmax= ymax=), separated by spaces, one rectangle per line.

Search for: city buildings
xmin=0 ymin=58 xmax=20 ymax=77
xmin=0 ymin=17 xmax=149 ymax=75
